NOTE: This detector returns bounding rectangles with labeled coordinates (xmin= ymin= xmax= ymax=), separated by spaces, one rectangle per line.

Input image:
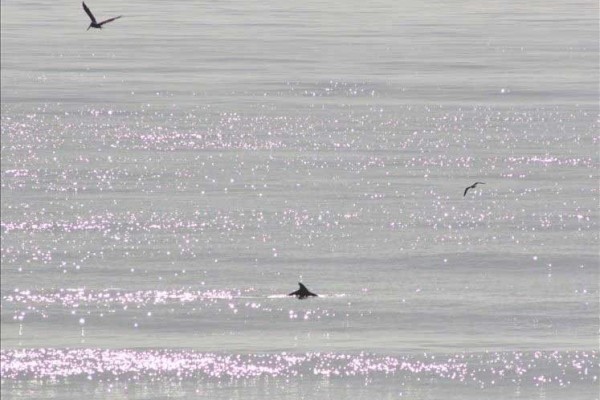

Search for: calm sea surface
xmin=1 ymin=0 xmax=598 ymax=398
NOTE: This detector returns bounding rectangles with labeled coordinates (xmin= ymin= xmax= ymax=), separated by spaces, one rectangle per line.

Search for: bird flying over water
xmin=288 ymin=283 xmax=318 ymax=299
xmin=82 ymin=2 xmax=122 ymax=30
xmin=463 ymin=182 xmax=485 ymax=196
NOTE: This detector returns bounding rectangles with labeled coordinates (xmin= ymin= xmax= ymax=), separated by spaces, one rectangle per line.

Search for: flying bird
xmin=82 ymin=2 xmax=122 ymax=30
xmin=288 ymin=283 xmax=318 ymax=299
xmin=463 ymin=182 xmax=486 ymax=196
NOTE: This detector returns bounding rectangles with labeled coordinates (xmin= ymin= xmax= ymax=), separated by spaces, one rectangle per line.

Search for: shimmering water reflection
xmin=1 ymin=349 xmax=597 ymax=399
xmin=1 ymin=349 xmax=597 ymax=383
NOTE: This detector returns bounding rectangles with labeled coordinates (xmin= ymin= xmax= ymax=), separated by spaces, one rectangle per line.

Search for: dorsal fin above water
xmin=288 ymin=282 xmax=318 ymax=299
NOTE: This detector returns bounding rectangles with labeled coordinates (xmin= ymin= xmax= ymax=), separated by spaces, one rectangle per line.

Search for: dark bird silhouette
xmin=288 ymin=283 xmax=318 ymax=299
xmin=82 ymin=2 xmax=122 ymax=30
xmin=464 ymin=182 xmax=486 ymax=196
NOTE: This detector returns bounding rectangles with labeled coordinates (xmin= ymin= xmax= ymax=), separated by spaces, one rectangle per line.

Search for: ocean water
xmin=1 ymin=0 xmax=598 ymax=399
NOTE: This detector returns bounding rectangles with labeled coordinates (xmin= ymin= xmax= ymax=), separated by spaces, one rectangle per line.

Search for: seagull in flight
xmin=463 ymin=182 xmax=486 ymax=196
xmin=82 ymin=2 xmax=122 ymax=30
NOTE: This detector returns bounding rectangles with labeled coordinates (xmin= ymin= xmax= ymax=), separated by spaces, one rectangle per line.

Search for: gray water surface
xmin=1 ymin=0 xmax=598 ymax=399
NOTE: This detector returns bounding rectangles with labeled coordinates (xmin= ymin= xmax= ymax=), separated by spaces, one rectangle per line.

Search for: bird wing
xmin=463 ymin=187 xmax=470 ymax=196
xmin=82 ymin=2 xmax=97 ymax=24
xmin=99 ymin=15 xmax=122 ymax=26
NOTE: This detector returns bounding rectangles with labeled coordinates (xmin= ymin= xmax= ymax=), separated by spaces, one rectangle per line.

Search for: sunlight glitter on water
xmin=1 ymin=349 xmax=597 ymax=389
xmin=2 ymin=288 xmax=343 ymax=327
